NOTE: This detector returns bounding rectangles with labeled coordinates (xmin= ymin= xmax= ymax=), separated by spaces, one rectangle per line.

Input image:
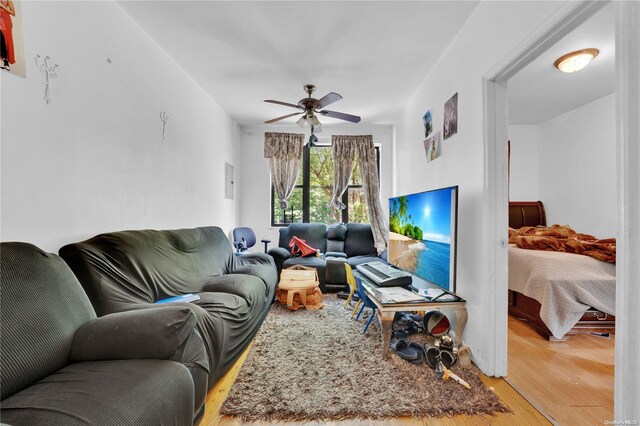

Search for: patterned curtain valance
xmin=264 ymin=132 xmax=304 ymax=159
xmin=331 ymin=135 xmax=373 ymax=146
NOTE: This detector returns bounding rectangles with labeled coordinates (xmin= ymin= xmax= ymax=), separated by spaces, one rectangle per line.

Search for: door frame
xmin=481 ymin=0 xmax=610 ymax=378
xmin=483 ymin=0 xmax=639 ymax=418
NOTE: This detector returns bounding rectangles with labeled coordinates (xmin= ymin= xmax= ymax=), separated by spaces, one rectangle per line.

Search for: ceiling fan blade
xmin=264 ymin=112 xmax=303 ymax=124
xmin=319 ymin=109 xmax=361 ymax=123
xmin=264 ymin=99 xmax=302 ymax=109
xmin=316 ymin=92 xmax=342 ymax=109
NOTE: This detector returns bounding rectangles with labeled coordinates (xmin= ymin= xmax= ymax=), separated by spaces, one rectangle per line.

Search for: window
xmin=271 ymin=145 xmax=380 ymax=226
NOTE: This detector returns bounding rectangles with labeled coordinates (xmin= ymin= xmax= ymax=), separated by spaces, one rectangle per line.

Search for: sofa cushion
xmin=201 ymin=274 xmax=267 ymax=305
xmin=0 ymin=243 xmax=96 ymax=400
xmin=326 ymin=223 xmax=347 ymax=253
xmin=278 ymin=223 xmax=327 ymax=254
xmin=326 ymin=223 xmax=347 ymax=240
xmin=344 ymin=223 xmax=378 ymax=257
xmin=283 ymin=256 xmax=326 ymax=270
xmin=0 ymin=360 xmax=194 ymax=426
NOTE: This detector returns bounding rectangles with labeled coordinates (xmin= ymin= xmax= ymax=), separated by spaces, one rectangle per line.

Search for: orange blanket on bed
xmin=508 ymin=224 xmax=616 ymax=264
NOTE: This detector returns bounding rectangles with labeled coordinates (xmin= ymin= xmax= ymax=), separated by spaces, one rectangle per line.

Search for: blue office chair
xmin=232 ymin=227 xmax=270 ymax=254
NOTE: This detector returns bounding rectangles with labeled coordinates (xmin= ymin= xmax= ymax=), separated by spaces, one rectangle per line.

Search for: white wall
xmin=507 ymin=94 xmax=616 ymax=238
xmin=237 ymin=124 xmax=393 ymax=251
xmin=538 ymin=93 xmax=616 ymax=238
xmin=1 ymin=1 xmax=239 ymax=253
xmin=394 ymin=1 xmax=567 ymax=374
xmin=507 ymin=125 xmax=540 ymax=201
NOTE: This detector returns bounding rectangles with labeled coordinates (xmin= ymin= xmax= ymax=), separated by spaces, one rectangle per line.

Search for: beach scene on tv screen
xmin=388 ymin=187 xmax=454 ymax=290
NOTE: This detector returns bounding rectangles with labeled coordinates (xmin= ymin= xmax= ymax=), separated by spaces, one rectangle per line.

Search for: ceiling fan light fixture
xmin=554 ymin=48 xmax=599 ymax=73
xmin=264 ymin=84 xmax=361 ymax=125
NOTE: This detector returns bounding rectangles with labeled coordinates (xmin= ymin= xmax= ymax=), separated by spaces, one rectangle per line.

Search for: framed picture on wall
xmin=423 ymin=110 xmax=433 ymax=137
xmin=443 ymin=93 xmax=458 ymax=140
xmin=424 ymin=131 xmax=441 ymax=163
xmin=1 ymin=0 xmax=26 ymax=78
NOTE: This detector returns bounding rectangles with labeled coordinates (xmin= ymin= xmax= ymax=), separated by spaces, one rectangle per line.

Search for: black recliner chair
xmin=268 ymin=223 xmax=386 ymax=292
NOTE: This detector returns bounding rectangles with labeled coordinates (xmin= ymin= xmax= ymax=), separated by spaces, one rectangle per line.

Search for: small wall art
xmin=422 ymin=110 xmax=433 ymax=137
xmin=1 ymin=0 xmax=26 ymax=77
xmin=160 ymin=112 xmax=170 ymax=139
xmin=424 ymin=131 xmax=441 ymax=163
xmin=443 ymin=92 xmax=458 ymax=140
xmin=35 ymin=55 xmax=58 ymax=104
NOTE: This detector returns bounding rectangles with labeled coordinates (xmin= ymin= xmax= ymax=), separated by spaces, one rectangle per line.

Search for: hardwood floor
xmin=506 ymin=316 xmax=615 ymax=425
xmin=202 ymin=343 xmax=550 ymax=425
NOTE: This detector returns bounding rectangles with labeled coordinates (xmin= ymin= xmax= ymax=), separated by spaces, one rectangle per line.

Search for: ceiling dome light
xmin=554 ymin=48 xmax=599 ymax=73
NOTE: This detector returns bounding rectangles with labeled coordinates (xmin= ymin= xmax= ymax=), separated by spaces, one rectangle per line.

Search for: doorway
xmin=483 ymin=0 xmax=640 ymax=421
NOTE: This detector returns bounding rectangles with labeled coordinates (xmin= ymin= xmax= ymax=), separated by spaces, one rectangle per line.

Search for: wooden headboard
xmin=509 ymin=201 xmax=547 ymax=228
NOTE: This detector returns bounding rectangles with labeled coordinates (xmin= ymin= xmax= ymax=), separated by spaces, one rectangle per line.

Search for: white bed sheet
xmin=508 ymin=245 xmax=616 ymax=339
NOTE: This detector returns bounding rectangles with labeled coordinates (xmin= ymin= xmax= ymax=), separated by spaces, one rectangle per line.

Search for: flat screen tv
xmin=388 ymin=186 xmax=458 ymax=292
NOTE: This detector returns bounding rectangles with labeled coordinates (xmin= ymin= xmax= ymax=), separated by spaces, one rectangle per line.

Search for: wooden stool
xmin=276 ymin=266 xmax=323 ymax=311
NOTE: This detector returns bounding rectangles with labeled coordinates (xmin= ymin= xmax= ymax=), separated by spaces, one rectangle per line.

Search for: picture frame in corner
xmin=443 ymin=93 xmax=458 ymax=140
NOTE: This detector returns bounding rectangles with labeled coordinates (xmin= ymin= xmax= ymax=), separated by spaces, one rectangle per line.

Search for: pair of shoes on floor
xmin=390 ymin=331 xmax=424 ymax=365
xmin=391 ymin=333 xmax=458 ymax=369
xmin=424 ymin=344 xmax=457 ymax=369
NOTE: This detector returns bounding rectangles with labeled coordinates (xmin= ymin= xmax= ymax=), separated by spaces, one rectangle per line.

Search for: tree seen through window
xmin=271 ymin=145 xmax=379 ymax=225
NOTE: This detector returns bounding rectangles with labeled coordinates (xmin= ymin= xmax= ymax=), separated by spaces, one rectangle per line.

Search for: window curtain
xmin=264 ymin=132 xmax=304 ymax=209
xmin=330 ymin=135 xmax=356 ymax=209
xmin=331 ymin=135 xmax=389 ymax=254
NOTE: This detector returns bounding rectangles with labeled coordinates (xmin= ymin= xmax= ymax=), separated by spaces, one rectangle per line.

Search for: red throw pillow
xmin=288 ymin=236 xmax=319 ymax=257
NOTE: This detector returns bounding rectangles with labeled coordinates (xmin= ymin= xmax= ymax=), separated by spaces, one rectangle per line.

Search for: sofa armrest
xmin=236 ymin=252 xmax=273 ymax=266
xmin=233 ymin=253 xmax=278 ymax=289
xmin=70 ymin=306 xmax=198 ymax=362
xmin=325 ymin=251 xmax=347 ymax=259
xmin=267 ymin=246 xmax=292 ymax=274
xmin=267 ymin=246 xmax=291 ymax=261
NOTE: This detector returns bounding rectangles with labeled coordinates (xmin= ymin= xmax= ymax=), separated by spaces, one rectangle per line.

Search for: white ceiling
xmin=508 ymin=3 xmax=615 ymax=125
xmin=119 ymin=1 xmax=480 ymax=126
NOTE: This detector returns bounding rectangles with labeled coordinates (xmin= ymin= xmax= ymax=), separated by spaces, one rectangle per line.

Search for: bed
xmin=508 ymin=201 xmax=616 ymax=340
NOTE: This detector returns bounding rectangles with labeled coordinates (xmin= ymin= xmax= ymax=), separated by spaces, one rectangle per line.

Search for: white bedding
xmin=508 ymin=244 xmax=616 ymax=339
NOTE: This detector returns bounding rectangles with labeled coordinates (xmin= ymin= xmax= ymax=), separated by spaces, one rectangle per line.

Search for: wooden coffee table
xmin=354 ymin=271 xmax=468 ymax=358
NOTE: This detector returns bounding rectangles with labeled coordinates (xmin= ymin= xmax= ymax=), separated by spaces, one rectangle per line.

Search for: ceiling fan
xmin=264 ymin=84 xmax=361 ymax=145
xmin=265 ymin=84 xmax=360 ymax=147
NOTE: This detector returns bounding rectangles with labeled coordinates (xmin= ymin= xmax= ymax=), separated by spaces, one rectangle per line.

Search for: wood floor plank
xmin=506 ymin=316 xmax=614 ymax=425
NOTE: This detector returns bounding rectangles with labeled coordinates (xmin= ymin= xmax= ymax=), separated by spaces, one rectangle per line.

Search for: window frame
xmin=270 ymin=144 xmax=380 ymax=226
